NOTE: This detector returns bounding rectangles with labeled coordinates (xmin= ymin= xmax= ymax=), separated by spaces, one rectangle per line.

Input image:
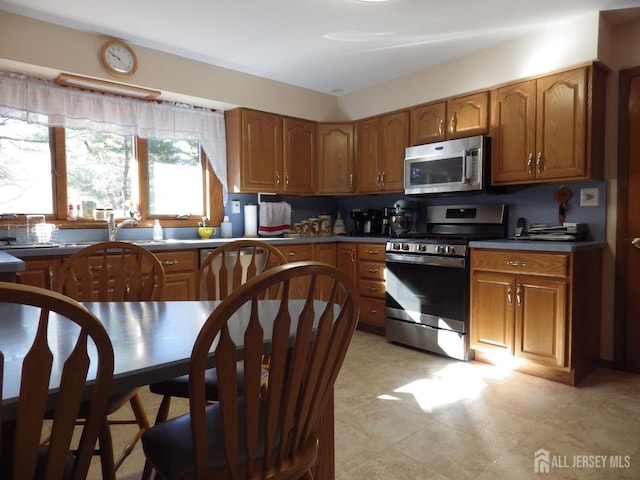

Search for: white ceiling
xmin=2 ymin=0 xmax=640 ymax=95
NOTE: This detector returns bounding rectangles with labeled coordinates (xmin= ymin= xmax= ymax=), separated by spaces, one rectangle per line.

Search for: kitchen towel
xmin=258 ymin=201 xmax=291 ymax=236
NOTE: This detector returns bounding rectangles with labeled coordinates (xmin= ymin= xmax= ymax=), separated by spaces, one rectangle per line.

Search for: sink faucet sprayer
xmin=107 ymin=213 xmax=139 ymax=241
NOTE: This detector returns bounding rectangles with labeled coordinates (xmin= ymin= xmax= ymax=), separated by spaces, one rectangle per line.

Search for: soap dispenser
xmin=153 ymin=219 xmax=163 ymax=241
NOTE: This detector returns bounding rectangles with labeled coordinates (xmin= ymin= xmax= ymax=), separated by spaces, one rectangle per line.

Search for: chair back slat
xmin=54 ymin=241 xmax=165 ymax=302
xmin=198 ymin=240 xmax=288 ymax=301
xmin=188 ymin=261 xmax=359 ymax=479
xmin=0 ymin=282 xmax=114 ymax=480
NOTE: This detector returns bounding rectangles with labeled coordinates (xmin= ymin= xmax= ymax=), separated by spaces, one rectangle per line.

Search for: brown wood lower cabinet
xmin=16 ymin=256 xmax=61 ymax=290
xmin=356 ymin=243 xmax=386 ymax=332
xmin=155 ymin=250 xmax=198 ymax=300
xmin=470 ymin=248 xmax=602 ymax=385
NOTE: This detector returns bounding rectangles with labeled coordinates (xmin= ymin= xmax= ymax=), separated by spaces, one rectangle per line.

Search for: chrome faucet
xmin=107 ymin=213 xmax=139 ymax=241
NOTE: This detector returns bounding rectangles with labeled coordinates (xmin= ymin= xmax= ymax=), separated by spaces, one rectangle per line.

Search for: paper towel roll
xmin=244 ymin=204 xmax=258 ymax=237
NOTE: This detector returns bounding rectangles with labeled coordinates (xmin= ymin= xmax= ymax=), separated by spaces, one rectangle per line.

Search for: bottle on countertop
xmin=153 ymin=219 xmax=163 ymax=241
xmin=221 ymin=215 xmax=233 ymax=238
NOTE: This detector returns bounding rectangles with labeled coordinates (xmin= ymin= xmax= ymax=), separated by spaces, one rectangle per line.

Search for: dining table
xmin=0 ymin=300 xmax=336 ymax=479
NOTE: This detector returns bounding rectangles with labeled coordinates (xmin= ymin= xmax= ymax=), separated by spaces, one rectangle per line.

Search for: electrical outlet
xmin=580 ymin=188 xmax=599 ymax=207
xmin=231 ymin=200 xmax=241 ymax=214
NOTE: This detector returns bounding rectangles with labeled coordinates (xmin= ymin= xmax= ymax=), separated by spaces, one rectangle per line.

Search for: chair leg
xmin=98 ymin=419 xmax=116 ymax=480
xmin=113 ymin=392 xmax=151 ymax=471
xmin=154 ymin=394 xmax=172 ymax=425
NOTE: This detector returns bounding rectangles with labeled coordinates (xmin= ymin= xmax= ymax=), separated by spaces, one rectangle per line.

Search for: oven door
xmin=385 ymin=251 xmax=468 ymax=333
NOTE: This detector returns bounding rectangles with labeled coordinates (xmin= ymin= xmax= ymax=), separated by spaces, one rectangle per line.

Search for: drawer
xmin=471 ymin=249 xmax=568 ymax=278
xmin=155 ymin=250 xmax=198 ymax=273
xmin=359 ymin=297 xmax=386 ymax=328
xmin=357 ymin=243 xmax=386 ymax=261
xmin=359 ymin=278 xmax=385 ymax=299
xmin=358 ymin=260 xmax=385 ymax=281
xmin=278 ymin=244 xmax=314 ymax=261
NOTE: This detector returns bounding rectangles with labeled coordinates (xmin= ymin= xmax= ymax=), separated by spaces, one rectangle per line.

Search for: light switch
xmin=580 ymin=188 xmax=599 ymax=207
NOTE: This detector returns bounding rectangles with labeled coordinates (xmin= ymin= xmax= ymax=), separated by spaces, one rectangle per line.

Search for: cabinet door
xmin=515 ymin=276 xmax=567 ymax=367
xmin=314 ymin=242 xmax=336 ymax=300
xmin=278 ymin=243 xmax=314 ymax=298
xmin=378 ymin=111 xmax=408 ymax=192
xmin=410 ymin=102 xmax=446 ymax=145
xmin=447 ymin=91 xmax=489 ymax=139
xmin=355 ymin=118 xmax=381 ymax=193
xmin=535 ymin=68 xmax=587 ymax=180
xmin=316 ymin=123 xmax=354 ymax=194
xmin=470 ymin=271 xmax=515 ymax=353
xmin=491 ymin=80 xmax=537 ymax=184
xmin=241 ymin=110 xmax=283 ymax=192
xmin=155 ymin=250 xmax=198 ymax=300
xmin=283 ymin=117 xmax=315 ymax=194
xmin=16 ymin=257 xmax=60 ymax=290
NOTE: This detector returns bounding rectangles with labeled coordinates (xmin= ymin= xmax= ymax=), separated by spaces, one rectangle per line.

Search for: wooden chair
xmin=53 ymin=241 xmax=166 ymax=480
xmin=148 ymin=240 xmax=287 ymax=422
xmin=141 ymin=261 xmax=360 ymax=480
xmin=0 ymin=282 xmax=114 ymax=480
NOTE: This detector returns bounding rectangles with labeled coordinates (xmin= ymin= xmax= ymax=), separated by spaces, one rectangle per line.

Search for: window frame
xmin=47 ymin=126 xmax=222 ymax=228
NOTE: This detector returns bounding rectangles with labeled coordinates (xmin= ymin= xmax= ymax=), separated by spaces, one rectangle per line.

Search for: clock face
xmin=101 ymin=41 xmax=137 ymax=77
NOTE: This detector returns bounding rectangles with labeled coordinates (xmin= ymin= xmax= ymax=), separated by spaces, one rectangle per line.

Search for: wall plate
xmin=580 ymin=188 xmax=599 ymax=207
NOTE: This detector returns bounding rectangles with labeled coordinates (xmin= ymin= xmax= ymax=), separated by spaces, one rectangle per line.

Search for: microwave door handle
xmin=462 ymin=149 xmax=469 ymax=182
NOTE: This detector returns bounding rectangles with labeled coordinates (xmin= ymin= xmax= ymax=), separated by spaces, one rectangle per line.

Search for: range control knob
xmin=417 ymin=244 xmax=427 ymax=252
xmin=435 ymin=245 xmax=445 ymax=254
xmin=401 ymin=243 xmax=410 ymax=250
xmin=446 ymin=245 xmax=456 ymax=254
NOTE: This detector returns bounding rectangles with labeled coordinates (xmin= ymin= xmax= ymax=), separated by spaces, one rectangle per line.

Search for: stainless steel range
xmin=385 ymin=203 xmax=507 ymax=361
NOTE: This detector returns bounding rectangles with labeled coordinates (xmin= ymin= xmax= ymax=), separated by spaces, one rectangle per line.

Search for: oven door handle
xmin=385 ymin=253 xmax=466 ymax=268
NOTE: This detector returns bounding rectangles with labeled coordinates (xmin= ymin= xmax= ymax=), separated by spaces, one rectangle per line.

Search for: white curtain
xmin=0 ymin=71 xmax=228 ymax=205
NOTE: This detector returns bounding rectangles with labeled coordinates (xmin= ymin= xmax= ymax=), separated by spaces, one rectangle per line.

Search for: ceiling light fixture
xmin=55 ymin=73 xmax=161 ymax=100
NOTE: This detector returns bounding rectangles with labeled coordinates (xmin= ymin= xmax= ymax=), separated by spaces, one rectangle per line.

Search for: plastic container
xmin=153 ymin=219 xmax=163 ymax=241
xmin=221 ymin=216 xmax=233 ymax=238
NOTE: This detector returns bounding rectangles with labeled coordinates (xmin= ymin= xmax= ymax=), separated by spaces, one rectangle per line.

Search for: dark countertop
xmin=0 ymin=251 xmax=25 ymax=273
xmin=469 ymin=239 xmax=607 ymax=252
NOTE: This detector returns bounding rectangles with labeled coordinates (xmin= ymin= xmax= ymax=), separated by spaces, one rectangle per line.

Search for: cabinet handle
xmin=438 ymin=119 xmax=444 ymax=137
xmin=365 ymin=250 xmax=379 ymax=255
xmin=527 ymin=153 xmax=533 ymax=174
xmin=350 ymin=249 xmax=355 ymax=263
xmin=367 ymin=268 xmax=379 ymax=273
xmin=275 ymin=170 xmax=280 ymax=185
xmin=367 ymin=308 xmax=378 ymax=314
xmin=507 ymin=285 xmax=512 ymax=305
xmin=366 ymin=286 xmax=378 ymax=292
xmin=286 ymin=251 xmax=297 ymax=256
xmin=162 ymin=260 xmax=179 ymax=266
xmin=48 ymin=266 xmax=55 ymax=291
xmin=349 ymin=173 xmax=353 ymax=187
xmin=504 ymin=260 xmax=527 ymax=267
xmin=449 ymin=114 xmax=456 ymax=134
xmin=380 ymin=171 xmax=385 ymax=187
xmin=536 ymin=152 xmax=542 ymax=173
xmin=632 ymin=237 xmax=640 ymax=249
xmin=376 ymin=172 xmax=381 ymax=185
xmin=516 ymin=284 xmax=522 ymax=306
xmin=285 ymin=172 xmax=289 ymax=185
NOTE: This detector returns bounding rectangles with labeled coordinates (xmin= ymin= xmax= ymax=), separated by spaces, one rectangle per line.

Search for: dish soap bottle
xmin=153 ymin=219 xmax=163 ymax=241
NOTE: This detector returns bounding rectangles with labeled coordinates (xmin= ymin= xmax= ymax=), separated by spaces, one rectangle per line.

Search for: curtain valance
xmin=0 ymin=71 xmax=228 ymax=205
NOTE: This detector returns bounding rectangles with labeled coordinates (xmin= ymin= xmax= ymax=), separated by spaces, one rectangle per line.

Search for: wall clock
xmin=100 ymin=40 xmax=138 ymax=77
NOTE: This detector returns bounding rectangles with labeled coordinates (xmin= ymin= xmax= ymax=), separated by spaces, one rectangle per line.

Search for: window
xmin=0 ymin=118 xmax=54 ymax=214
xmin=0 ymin=116 xmax=221 ymax=224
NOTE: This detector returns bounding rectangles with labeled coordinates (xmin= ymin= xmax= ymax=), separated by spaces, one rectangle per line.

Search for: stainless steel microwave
xmin=404 ymin=135 xmax=490 ymax=195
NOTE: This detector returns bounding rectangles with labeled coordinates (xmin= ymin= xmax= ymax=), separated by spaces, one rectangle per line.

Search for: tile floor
xmin=92 ymin=330 xmax=640 ymax=479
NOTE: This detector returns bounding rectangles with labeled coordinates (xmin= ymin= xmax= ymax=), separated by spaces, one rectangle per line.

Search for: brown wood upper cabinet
xmin=490 ymin=64 xmax=606 ymax=185
xmin=356 ymin=111 xmax=408 ymax=194
xmin=316 ymin=123 xmax=355 ymax=195
xmin=226 ymin=108 xmax=315 ymax=194
xmin=409 ymin=91 xmax=488 ymax=145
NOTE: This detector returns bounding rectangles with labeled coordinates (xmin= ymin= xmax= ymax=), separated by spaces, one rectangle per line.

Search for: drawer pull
xmin=367 ymin=268 xmax=379 ymax=273
xmin=286 ymin=252 xmax=297 ymax=256
xmin=365 ymin=250 xmax=379 ymax=255
xmin=366 ymin=286 xmax=378 ymax=292
xmin=162 ymin=260 xmax=179 ymax=266
xmin=367 ymin=308 xmax=378 ymax=314
xmin=504 ymin=260 xmax=527 ymax=267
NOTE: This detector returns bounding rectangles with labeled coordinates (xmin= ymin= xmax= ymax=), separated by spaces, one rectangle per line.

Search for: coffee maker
xmin=350 ymin=209 xmax=382 ymax=236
